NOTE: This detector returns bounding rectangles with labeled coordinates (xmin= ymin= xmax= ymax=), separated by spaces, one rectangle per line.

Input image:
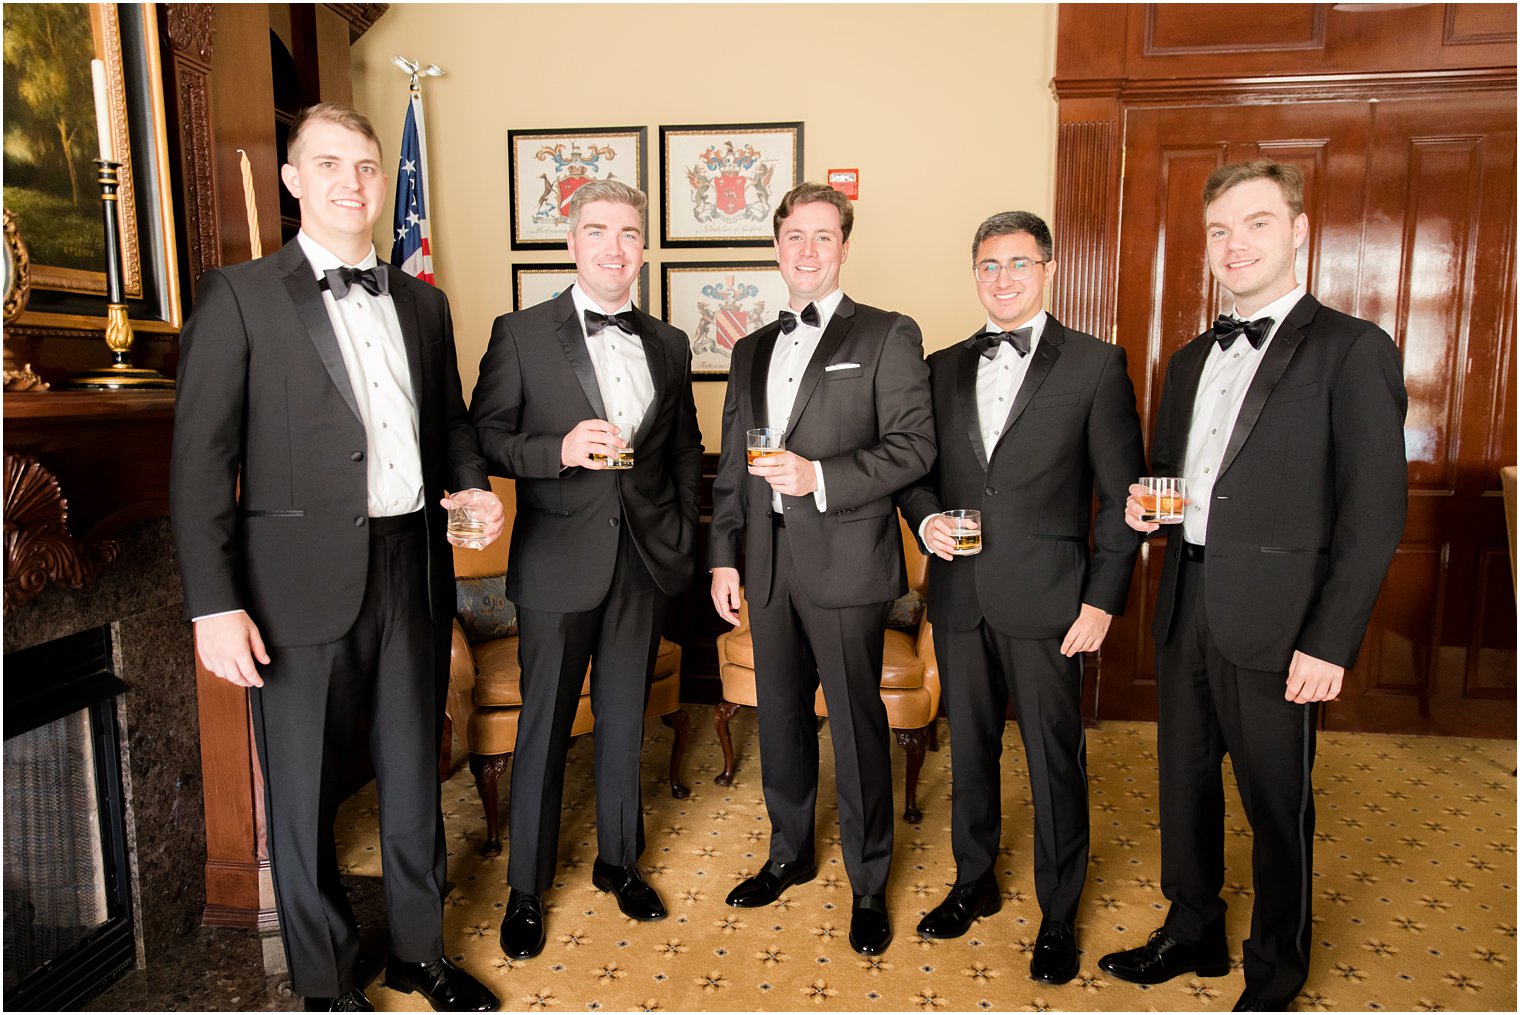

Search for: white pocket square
xmin=825 ymin=362 xmax=861 ymax=371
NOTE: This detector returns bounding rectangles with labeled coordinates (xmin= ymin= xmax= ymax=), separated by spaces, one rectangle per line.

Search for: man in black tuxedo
xmin=470 ymin=180 xmax=704 ymax=960
xmin=899 ymin=211 xmax=1145 ymax=981
xmin=709 ymin=183 xmax=936 ymax=956
xmin=171 ymin=104 xmax=502 ymax=1012
xmin=1097 ymin=161 xmax=1408 ymax=1012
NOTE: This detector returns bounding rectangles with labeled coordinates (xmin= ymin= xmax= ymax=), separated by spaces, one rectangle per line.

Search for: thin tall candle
xmin=90 ymin=58 xmax=114 ymax=162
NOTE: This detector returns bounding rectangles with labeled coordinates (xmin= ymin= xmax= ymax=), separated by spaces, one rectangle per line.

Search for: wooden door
xmin=1100 ymin=95 xmax=1516 ymax=737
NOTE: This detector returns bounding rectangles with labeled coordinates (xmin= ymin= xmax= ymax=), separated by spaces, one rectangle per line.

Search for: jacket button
xmin=354 ymin=516 xmax=366 ymax=527
xmin=351 ymin=451 xmax=364 ymax=462
xmin=985 ymin=486 xmax=997 ymax=496
xmin=609 ymin=517 xmax=619 ymax=528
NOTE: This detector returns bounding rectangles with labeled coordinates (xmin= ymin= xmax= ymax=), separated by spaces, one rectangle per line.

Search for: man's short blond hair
xmin=565 ymin=179 xmax=648 ymax=231
xmin=1203 ymin=160 xmax=1305 ymax=217
xmin=286 ymin=102 xmax=382 ymax=164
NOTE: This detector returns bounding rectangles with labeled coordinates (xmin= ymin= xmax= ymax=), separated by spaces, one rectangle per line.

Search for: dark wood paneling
xmin=1145 ymin=3 xmax=1324 ymax=55
xmin=1056 ymin=3 xmax=1516 ymax=94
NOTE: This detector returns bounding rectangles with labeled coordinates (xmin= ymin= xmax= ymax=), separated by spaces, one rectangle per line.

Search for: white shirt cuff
xmin=917 ymin=512 xmax=942 ymax=549
xmin=192 ymin=609 xmax=247 ymax=623
xmin=811 ymin=461 xmax=828 ymax=512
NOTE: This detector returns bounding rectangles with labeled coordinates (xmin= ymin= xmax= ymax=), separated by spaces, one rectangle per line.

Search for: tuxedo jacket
xmin=899 ymin=317 xmax=1146 ymax=638
xmin=708 ymin=295 xmax=936 ymax=609
xmin=171 ymin=241 xmax=488 ymax=647
xmin=1149 ymin=294 xmax=1408 ymax=671
xmin=470 ymin=289 xmax=703 ymax=614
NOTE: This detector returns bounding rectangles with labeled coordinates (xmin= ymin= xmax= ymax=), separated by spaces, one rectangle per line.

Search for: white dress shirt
xmin=766 ymin=287 xmax=842 ymax=512
xmin=298 ymin=231 xmax=424 ymax=518
xmin=569 ymin=284 xmax=656 ymax=439
xmin=918 ymin=311 xmax=1047 ymax=547
xmin=1181 ymin=285 xmax=1307 ymax=545
xmin=976 ymin=310 xmax=1047 ymax=453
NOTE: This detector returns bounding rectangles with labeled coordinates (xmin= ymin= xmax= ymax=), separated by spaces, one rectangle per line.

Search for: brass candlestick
xmin=60 ymin=159 xmax=173 ymax=390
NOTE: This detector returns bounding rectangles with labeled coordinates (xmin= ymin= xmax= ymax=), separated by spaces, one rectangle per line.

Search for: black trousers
xmin=747 ymin=523 xmax=895 ymax=896
xmin=249 ymin=516 xmax=448 ymax=998
xmin=1157 ymin=552 xmax=1317 ymax=1009
xmin=935 ymin=621 xmax=1088 ymax=923
xmin=507 ymin=525 xmax=667 ymax=894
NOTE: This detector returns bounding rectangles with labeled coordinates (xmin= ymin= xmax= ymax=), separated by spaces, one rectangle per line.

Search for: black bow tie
xmin=321 ymin=265 xmax=388 ymax=300
xmin=778 ymin=303 xmax=821 ymax=335
xmin=1212 ymin=314 xmax=1272 ymax=351
xmin=970 ymin=327 xmax=1033 ymax=359
xmin=584 ymin=308 xmax=640 ymax=337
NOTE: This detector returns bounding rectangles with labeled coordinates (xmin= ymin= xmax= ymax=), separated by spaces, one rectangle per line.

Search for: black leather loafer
xmin=916 ymin=872 xmax=1001 ymax=939
xmin=1233 ymin=990 xmax=1276 ymax=1011
xmin=1097 ymin=927 xmax=1230 ymax=984
xmin=1029 ymin=918 xmax=1080 ymax=984
xmin=591 ymin=858 xmax=667 ymax=921
xmin=304 ymin=987 xmax=374 ymax=1011
xmin=383 ymin=956 xmax=499 ymax=1012
xmin=849 ymin=893 xmax=892 ymax=955
xmin=499 ymin=889 xmax=547 ymax=960
xmin=725 ymin=859 xmax=818 ymax=908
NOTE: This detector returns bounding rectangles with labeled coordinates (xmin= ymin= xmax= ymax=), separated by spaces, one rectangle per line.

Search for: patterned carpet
xmin=335 ymin=705 xmax=1517 ymax=1012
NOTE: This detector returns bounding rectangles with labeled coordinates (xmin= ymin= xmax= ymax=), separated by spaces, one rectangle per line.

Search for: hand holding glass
xmin=592 ymin=425 xmax=634 ymax=469
xmin=944 ymin=509 xmax=982 ymax=556
xmin=447 ymin=502 xmax=487 ymax=550
xmin=1138 ymin=477 xmax=1186 ymax=524
xmin=746 ymin=428 xmax=785 ymax=465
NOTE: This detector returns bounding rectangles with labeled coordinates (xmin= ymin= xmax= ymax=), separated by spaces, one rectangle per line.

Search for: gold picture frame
xmin=3 ymin=3 xmax=180 ymax=335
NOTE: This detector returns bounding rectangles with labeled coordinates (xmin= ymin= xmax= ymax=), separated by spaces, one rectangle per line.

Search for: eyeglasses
xmin=972 ymin=257 xmax=1050 ymax=283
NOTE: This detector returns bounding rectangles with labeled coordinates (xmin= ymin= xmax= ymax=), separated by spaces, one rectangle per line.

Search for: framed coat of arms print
xmin=659 ymin=122 xmax=802 ymax=247
xmin=508 ymin=126 xmax=647 ymax=250
xmin=662 ymin=261 xmax=786 ymax=379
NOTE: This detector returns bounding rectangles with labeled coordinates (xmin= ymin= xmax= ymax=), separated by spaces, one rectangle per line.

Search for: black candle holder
xmin=60 ymin=159 xmax=173 ymax=390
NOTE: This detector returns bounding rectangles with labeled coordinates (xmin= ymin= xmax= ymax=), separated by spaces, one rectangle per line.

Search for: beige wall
xmin=353 ymin=3 xmax=1058 ymax=449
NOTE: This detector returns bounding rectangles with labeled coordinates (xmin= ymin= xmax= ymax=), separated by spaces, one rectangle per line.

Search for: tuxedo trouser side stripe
xmin=1293 ymin=703 xmax=1313 ymax=962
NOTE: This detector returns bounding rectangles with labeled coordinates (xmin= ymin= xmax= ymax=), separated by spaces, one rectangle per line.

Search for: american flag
xmin=390 ymin=91 xmax=434 ymax=284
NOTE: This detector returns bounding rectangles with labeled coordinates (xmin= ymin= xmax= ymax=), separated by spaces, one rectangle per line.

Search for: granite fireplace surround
xmin=5 ymin=392 xmax=206 ymax=971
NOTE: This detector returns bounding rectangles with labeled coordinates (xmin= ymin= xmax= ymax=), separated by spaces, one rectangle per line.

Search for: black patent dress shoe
xmin=916 ymin=872 xmax=1001 ymax=939
xmin=499 ymin=889 xmax=547 ymax=960
xmin=1029 ymin=918 xmax=1080 ymax=984
xmin=383 ymin=956 xmax=500 ymax=1012
xmin=591 ymin=858 xmax=667 ymax=921
xmin=1233 ymin=990 xmax=1277 ymax=1011
xmin=1097 ymin=926 xmax=1231 ymax=984
xmin=849 ymin=893 xmax=893 ymax=955
xmin=304 ymin=987 xmax=374 ymax=1011
xmin=725 ymin=859 xmax=818 ymax=908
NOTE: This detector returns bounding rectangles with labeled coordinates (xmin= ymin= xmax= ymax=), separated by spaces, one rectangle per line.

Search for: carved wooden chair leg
xmin=896 ymin=726 xmax=930 ymax=824
xmin=661 ymin=709 xmax=692 ymax=799
xmin=438 ymin=715 xmax=455 ymax=783
xmin=713 ymin=699 xmax=742 ymax=786
xmin=469 ymin=752 xmax=510 ymax=857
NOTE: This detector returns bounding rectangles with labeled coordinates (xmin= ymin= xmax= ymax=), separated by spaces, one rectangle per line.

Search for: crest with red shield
xmin=715 ymin=174 xmax=747 ymax=216
xmin=716 ymin=308 xmax=749 ymax=350
xmin=557 ymin=175 xmax=592 ymax=217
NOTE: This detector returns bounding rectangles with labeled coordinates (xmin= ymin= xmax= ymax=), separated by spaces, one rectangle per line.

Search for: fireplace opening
xmin=4 ymin=626 xmax=135 ymax=1010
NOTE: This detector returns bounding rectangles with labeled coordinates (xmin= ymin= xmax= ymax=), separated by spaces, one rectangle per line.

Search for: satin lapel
xmin=1218 ymin=295 xmax=1316 ymax=479
xmin=630 ymin=309 xmax=667 ymax=447
xmin=956 ymin=345 xmax=989 ymax=472
xmin=551 ymin=290 xmax=608 ymax=421
xmin=280 ymin=245 xmax=361 ymax=423
xmin=386 ymin=268 xmax=425 ymax=410
xmin=786 ymin=296 xmax=855 ymax=428
xmin=990 ymin=321 xmax=1063 ymax=456
xmin=749 ymin=324 xmax=781 ymax=428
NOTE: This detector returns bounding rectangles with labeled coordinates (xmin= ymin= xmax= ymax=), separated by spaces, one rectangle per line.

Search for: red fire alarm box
xmin=827 ymin=169 xmax=859 ymax=200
